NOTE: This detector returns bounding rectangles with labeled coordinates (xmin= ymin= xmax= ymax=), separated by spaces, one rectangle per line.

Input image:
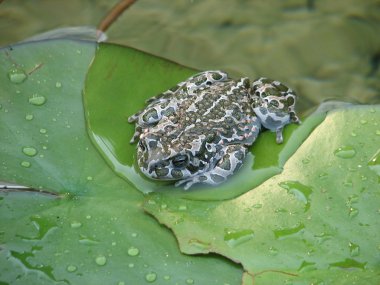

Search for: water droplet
xmin=274 ymin=223 xmax=305 ymax=239
xmin=346 ymin=194 xmax=359 ymax=207
xmin=79 ymin=236 xmax=99 ymax=245
xmin=95 ymin=255 xmax=107 ymax=266
xmin=368 ymin=149 xmax=380 ymax=176
xmin=55 ymin=82 xmax=62 ymax=88
xmin=278 ymin=181 xmax=312 ymax=212
xmin=127 ymin=246 xmax=139 ymax=256
xmin=8 ymin=67 xmax=27 ymax=84
xmin=188 ymin=239 xmax=210 ymax=252
xmin=66 ymin=265 xmax=77 ymax=272
xmin=329 ymin=258 xmax=366 ymax=269
xmin=178 ymin=205 xmax=187 ymax=211
xmin=39 ymin=128 xmax=47 ymax=134
xmin=128 ymin=263 xmax=134 ymax=268
xmin=360 ymin=119 xmax=367 ymax=125
xmin=161 ymin=203 xmax=168 ymax=209
xmin=21 ymin=161 xmax=31 ymax=168
xmin=314 ymin=232 xmax=332 ymax=244
xmin=86 ymin=215 xmax=91 ymax=219
xmin=70 ymin=221 xmax=82 ymax=228
xmin=25 ymin=114 xmax=34 ymax=121
xmin=224 ymin=228 xmax=254 ymax=247
xmin=86 ymin=176 xmax=93 ymax=181
xmin=29 ymin=94 xmax=46 ymax=106
xmin=163 ymin=275 xmax=171 ymax=280
xmin=334 ymin=146 xmax=356 ymax=159
xmin=145 ymin=272 xmax=157 ymax=283
xmin=252 ymin=203 xmax=263 ymax=209
xmin=350 ymin=131 xmax=357 ymax=137
xmin=131 ymin=232 xmax=138 ymax=238
xmin=186 ymin=278 xmax=194 ymax=284
xmin=318 ymin=172 xmax=328 ymax=180
xmin=118 ymin=282 xmax=125 ymax=285
xmin=298 ymin=261 xmax=316 ymax=272
xmin=268 ymin=246 xmax=278 ymax=256
xmin=348 ymin=241 xmax=360 ymax=257
xmin=22 ymin=146 xmax=37 ymax=157
xmin=349 ymin=207 xmax=359 ymax=218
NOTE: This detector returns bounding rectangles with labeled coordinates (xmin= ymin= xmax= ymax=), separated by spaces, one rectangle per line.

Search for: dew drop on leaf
xmin=349 ymin=207 xmax=359 ymax=218
xmin=8 ymin=67 xmax=27 ymax=84
xmin=22 ymin=146 xmax=38 ymax=157
xmin=273 ymin=223 xmax=305 ymax=239
xmin=224 ymin=228 xmax=254 ymax=247
xmin=178 ymin=205 xmax=187 ymax=211
xmin=20 ymin=161 xmax=31 ymax=168
xmin=145 ymin=272 xmax=157 ymax=282
xmin=334 ymin=146 xmax=356 ymax=159
xmin=278 ymin=181 xmax=312 ymax=212
xmin=268 ymin=246 xmax=278 ymax=256
xmin=188 ymin=239 xmax=210 ymax=252
xmin=349 ymin=241 xmax=360 ymax=257
xmin=329 ymin=258 xmax=366 ymax=269
xmin=66 ymin=265 xmax=77 ymax=272
xmin=95 ymin=255 xmax=107 ymax=266
xmin=127 ymin=246 xmax=140 ymax=256
xmin=70 ymin=221 xmax=82 ymax=228
xmin=25 ymin=114 xmax=34 ymax=121
xmin=29 ymin=94 xmax=46 ymax=106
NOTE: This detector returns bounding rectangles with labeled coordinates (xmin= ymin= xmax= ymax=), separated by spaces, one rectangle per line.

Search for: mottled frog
xmin=128 ymin=71 xmax=300 ymax=189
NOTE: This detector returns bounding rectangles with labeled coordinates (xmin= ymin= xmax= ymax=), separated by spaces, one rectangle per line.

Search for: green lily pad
xmin=83 ymin=43 xmax=326 ymax=201
xmin=0 ymin=39 xmax=243 ymax=284
xmin=144 ymin=106 xmax=380 ymax=284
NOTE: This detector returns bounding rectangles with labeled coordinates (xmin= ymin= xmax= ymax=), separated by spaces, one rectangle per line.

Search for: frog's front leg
xmin=175 ymin=145 xmax=247 ymax=190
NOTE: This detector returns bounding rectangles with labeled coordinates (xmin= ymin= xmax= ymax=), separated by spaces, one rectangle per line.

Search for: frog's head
xmin=251 ymin=77 xmax=300 ymax=133
xmin=136 ymin=130 xmax=219 ymax=182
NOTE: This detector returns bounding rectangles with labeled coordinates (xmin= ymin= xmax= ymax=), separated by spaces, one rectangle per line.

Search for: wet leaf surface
xmin=0 ymin=39 xmax=242 ymax=285
xmin=144 ymin=106 xmax=380 ymax=284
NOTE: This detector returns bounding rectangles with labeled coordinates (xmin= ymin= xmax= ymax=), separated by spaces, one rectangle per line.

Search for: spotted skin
xmin=128 ymin=71 xmax=300 ymax=190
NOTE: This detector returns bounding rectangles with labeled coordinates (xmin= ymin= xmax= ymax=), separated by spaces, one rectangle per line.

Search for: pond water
xmin=1 ymin=0 xmax=379 ymax=111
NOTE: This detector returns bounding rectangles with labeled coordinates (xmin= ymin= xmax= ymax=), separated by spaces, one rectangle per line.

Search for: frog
xmin=128 ymin=71 xmax=300 ymax=190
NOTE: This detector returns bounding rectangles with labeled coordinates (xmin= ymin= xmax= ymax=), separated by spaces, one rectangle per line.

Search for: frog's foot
xmin=175 ymin=145 xmax=247 ymax=190
xmin=275 ymin=127 xmax=284 ymax=144
xmin=128 ymin=112 xmax=141 ymax=123
xmin=130 ymin=125 xmax=143 ymax=143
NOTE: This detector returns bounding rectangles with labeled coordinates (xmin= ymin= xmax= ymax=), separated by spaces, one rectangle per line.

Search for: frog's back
xmin=173 ymin=79 xmax=259 ymax=145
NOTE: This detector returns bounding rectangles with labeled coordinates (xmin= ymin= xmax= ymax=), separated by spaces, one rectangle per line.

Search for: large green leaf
xmin=144 ymin=106 xmax=380 ymax=284
xmin=0 ymin=39 xmax=242 ymax=284
xmin=84 ymin=43 xmax=326 ymax=201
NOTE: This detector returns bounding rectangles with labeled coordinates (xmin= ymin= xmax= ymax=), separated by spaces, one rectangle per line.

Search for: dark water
xmin=1 ymin=0 xmax=379 ymax=110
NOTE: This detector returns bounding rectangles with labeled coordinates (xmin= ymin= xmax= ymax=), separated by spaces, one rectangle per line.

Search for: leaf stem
xmin=97 ymin=0 xmax=138 ymax=33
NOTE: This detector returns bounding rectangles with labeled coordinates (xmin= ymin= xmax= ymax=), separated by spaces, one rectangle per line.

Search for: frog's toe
xmin=128 ymin=113 xmax=139 ymax=123
xmin=275 ymin=128 xmax=284 ymax=144
xmin=175 ymin=179 xmax=196 ymax=190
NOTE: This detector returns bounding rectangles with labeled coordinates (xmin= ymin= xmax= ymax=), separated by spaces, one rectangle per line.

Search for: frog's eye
xmin=172 ymin=154 xmax=189 ymax=168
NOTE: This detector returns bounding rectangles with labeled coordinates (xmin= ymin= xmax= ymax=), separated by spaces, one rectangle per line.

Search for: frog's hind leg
xmin=175 ymin=145 xmax=247 ymax=190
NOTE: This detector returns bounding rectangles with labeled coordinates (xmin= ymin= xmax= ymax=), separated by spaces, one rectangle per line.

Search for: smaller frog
xmin=128 ymin=71 xmax=300 ymax=189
